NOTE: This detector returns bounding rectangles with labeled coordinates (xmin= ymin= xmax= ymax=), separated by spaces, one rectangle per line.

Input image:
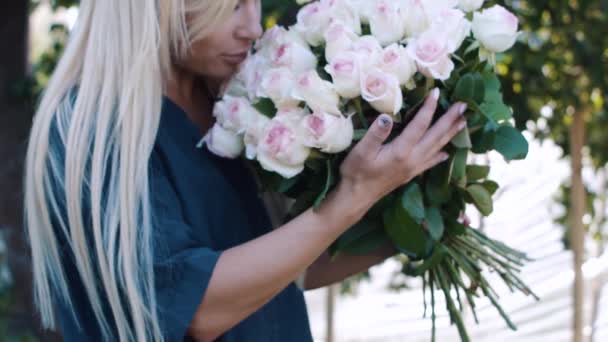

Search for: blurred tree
xmin=496 ymin=1 xmax=607 ymax=341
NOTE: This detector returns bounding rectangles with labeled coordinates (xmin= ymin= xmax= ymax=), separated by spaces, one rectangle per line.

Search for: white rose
xmin=472 ymin=5 xmax=519 ymax=53
xmin=270 ymin=39 xmax=318 ymax=73
xmin=293 ymin=71 xmax=341 ymax=115
xmin=325 ymin=0 xmax=362 ymax=36
xmin=379 ymin=44 xmax=416 ymax=86
xmin=301 ymin=111 xmax=354 ymax=153
xmin=324 ymin=22 xmax=358 ymax=62
xmin=350 ymin=35 xmax=383 ymax=72
xmin=346 ymin=0 xmax=371 ymax=24
xmin=202 ymin=124 xmax=244 ymax=159
xmin=238 ymin=53 xmax=271 ymax=100
xmin=257 ymin=116 xmax=311 ymax=178
xmin=361 ymin=68 xmax=403 ymax=115
xmin=243 ymin=114 xmax=271 ymax=160
xmin=400 ymin=0 xmax=459 ymax=38
xmin=276 ymin=106 xmax=311 ymax=121
xmin=368 ymin=0 xmax=406 ymax=46
xmin=431 ymin=8 xmax=471 ymax=53
xmin=213 ymin=96 xmax=259 ymax=134
xmin=406 ymin=30 xmax=455 ymax=81
xmin=325 ymin=51 xmax=362 ymax=99
xmin=294 ymin=2 xmax=332 ymax=46
xmin=458 ymin=0 xmax=484 ymax=12
xmin=400 ymin=0 xmax=432 ymax=38
xmin=257 ymin=67 xmax=299 ymax=108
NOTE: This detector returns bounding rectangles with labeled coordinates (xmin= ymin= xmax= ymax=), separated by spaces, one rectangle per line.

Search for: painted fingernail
xmin=458 ymin=120 xmax=467 ymax=130
xmin=441 ymin=153 xmax=450 ymax=161
xmin=431 ymin=88 xmax=440 ymax=100
xmin=459 ymin=103 xmax=468 ymax=115
xmin=378 ymin=114 xmax=392 ymax=128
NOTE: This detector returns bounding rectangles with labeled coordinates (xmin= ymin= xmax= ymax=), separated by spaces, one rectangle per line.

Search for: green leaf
xmin=253 ymin=98 xmax=278 ymax=118
xmin=383 ymin=203 xmax=428 ymax=259
xmin=331 ymin=219 xmax=385 ymax=256
xmin=467 ymin=184 xmax=494 ymax=216
xmin=451 ymin=125 xmax=472 ymax=148
xmin=426 ymin=207 xmax=445 ymax=241
xmin=481 ymin=180 xmax=500 ymax=195
xmin=452 ymin=73 xmax=485 ymax=104
xmin=481 ymin=71 xmax=502 ymax=102
xmin=480 ymin=101 xmax=513 ymax=123
xmin=425 ymin=156 xmax=454 ymax=205
xmin=313 ymin=160 xmax=334 ymax=209
xmin=278 ymin=176 xmax=300 ymax=193
xmin=471 ymin=122 xmax=497 ymax=154
xmin=339 ymin=230 xmax=390 ymax=256
xmin=451 ymin=149 xmax=468 ymax=187
xmin=494 ymin=125 xmax=529 ymax=161
xmin=402 ymin=183 xmax=426 ymax=224
xmin=409 ymin=244 xmax=447 ymax=276
xmin=353 ymin=129 xmax=367 ymax=141
xmin=466 ymin=165 xmax=490 ymax=181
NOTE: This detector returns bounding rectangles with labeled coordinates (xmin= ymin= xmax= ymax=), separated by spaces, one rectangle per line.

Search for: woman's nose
xmin=236 ymin=2 xmax=263 ymax=41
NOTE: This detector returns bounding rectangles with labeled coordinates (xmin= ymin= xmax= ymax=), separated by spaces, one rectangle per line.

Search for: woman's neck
xmin=165 ymin=68 xmax=222 ymax=135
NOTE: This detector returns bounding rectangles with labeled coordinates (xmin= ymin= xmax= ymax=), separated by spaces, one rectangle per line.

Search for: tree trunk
xmin=589 ymin=167 xmax=607 ymax=342
xmin=570 ymin=109 xmax=586 ymax=342
xmin=0 ymin=2 xmax=60 ymax=341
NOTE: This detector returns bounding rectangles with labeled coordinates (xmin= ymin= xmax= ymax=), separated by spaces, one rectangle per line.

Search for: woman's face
xmin=179 ymin=0 xmax=263 ymax=82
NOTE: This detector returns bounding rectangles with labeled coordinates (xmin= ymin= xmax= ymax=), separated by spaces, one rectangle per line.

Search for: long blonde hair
xmin=24 ymin=1 xmax=237 ymax=341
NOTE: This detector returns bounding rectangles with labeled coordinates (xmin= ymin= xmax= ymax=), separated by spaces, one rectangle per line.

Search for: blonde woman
xmin=24 ymin=0 xmax=467 ymax=341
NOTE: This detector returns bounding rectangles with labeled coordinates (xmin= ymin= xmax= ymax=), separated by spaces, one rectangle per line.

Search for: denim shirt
xmin=54 ymin=98 xmax=313 ymax=342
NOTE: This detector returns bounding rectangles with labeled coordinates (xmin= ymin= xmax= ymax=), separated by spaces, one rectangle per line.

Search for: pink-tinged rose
xmin=431 ymin=8 xmax=471 ymax=53
xmin=406 ymin=30 xmax=455 ymax=80
xmin=400 ymin=0 xmax=459 ymax=38
xmin=379 ymin=44 xmax=417 ymax=86
xmin=294 ymin=2 xmax=331 ymax=46
xmin=324 ymin=0 xmax=362 ymax=36
xmin=243 ymin=114 xmax=271 ymax=160
xmin=213 ymin=96 xmax=259 ymax=134
xmin=301 ymin=111 xmax=354 ymax=153
xmin=324 ymin=22 xmax=358 ymax=62
xmin=202 ymin=124 xmax=244 ymax=159
xmin=368 ymin=0 xmax=406 ymax=46
xmin=458 ymin=0 xmax=484 ymax=12
xmin=257 ymin=116 xmax=311 ymax=178
xmin=271 ymin=40 xmax=318 ymax=73
xmin=400 ymin=0 xmax=432 ymax=38
xmin=472 ymin=5 xmax=519 ymax=53
xmin=257 ymin=67 xmax=299 ymax=108
xmin=361 ymin=68 xmax=403 ymax=115
xmin=236 ymin=53 xmax=271 ymax=100
xmin=325 ymin=51 xmax=362 ymax=99
xmin=292 ymin=70 xmax=341 ymax=115
xmin=349 ymin=35 xmax=383 ymax=72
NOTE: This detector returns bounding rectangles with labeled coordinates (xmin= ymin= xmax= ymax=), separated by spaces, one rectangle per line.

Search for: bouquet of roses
xmin=201 ymin=0 xmax=536 ymax=340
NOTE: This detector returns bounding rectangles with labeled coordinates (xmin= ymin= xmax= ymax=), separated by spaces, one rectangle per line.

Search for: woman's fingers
xmin=352 ymin=113 xmax=393 ymax=159
xmin=394 ymin=88 xmax=440 ymax=148
xmin=417 ymin=152 xmax=450 ymax=176
xmin=415 ymin=102 xmax=467 ymax=157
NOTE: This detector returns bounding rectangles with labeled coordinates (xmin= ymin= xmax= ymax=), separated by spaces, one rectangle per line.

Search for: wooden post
xmin=569 ymin=109 xmax=586 ymax=342
xmin=326 ymin=284 xmax=335 ymax=342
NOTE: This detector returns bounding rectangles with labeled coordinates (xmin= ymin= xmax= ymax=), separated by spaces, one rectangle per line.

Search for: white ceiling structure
xmin=305 ymin=135 xmax=608 ymax=342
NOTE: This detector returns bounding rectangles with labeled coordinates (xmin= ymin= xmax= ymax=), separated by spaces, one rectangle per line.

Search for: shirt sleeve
xmin=149 ymin=151 xmax=222 ymax=342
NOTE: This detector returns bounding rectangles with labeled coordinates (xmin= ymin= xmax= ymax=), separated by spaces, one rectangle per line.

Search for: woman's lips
xmin=223 ymin=52 xmax=248 ymax=65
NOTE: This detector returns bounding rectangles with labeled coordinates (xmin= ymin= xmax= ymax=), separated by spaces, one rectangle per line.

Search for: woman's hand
xmin=339 ymin=88 xmax=467 ymax=213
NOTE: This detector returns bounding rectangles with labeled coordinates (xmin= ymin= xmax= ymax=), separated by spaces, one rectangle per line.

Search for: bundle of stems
xmin=419 ymin=227 xmax=538 ymax=342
